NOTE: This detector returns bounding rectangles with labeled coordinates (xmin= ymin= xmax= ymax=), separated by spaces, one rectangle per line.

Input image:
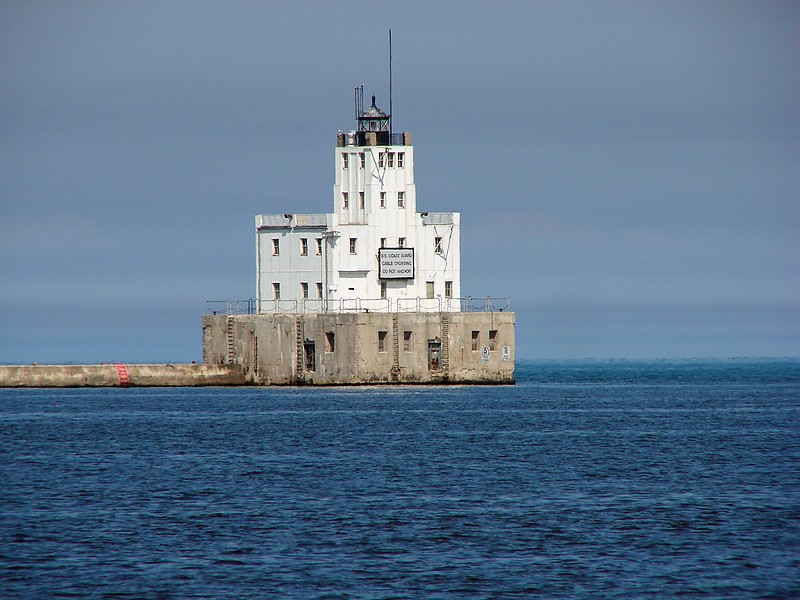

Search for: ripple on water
xmin=1 ymin=360 xmax=798 ymax=598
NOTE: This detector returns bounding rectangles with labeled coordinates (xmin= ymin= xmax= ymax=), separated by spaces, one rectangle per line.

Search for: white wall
xmin=256 ymin=134 xmax=461 ymax=312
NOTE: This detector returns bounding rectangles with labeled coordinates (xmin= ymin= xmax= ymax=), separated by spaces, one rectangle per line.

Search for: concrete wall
xmin=0 ymin=364 xmax=246 ymax=388
xmin=202 ymin=311 xmax=515 ymax=385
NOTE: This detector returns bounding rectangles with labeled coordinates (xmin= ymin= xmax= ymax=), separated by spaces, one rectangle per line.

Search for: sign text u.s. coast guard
xmin=378 ymin=248 xmax=415 ymax=279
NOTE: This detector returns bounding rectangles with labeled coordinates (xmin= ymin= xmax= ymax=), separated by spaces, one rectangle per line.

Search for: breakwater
xmin=0 ymin=363 xmax=246 ymax=388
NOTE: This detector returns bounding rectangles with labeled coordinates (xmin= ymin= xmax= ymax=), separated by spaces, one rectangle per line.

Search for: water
xmin=1 ymin=359 xmax=798 ymax=598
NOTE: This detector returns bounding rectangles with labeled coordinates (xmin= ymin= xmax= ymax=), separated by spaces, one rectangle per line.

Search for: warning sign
xmin=379 ymin=248 xmax=414 ymax=279
xmin=501 ymin=345 xmax=511 ymax=362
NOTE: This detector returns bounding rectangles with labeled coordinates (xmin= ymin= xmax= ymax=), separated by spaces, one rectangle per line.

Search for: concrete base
xmin=0 ymin=364 xmax=246 ymax=388
xmin=1 ymin=311 xmax=514 ymax=387
xmin=203 ymin=311 xmax=515 ymax=385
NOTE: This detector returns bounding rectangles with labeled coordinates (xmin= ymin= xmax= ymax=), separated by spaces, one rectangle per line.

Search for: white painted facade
xmin=256 ymin=96 xmax=461 ymax=313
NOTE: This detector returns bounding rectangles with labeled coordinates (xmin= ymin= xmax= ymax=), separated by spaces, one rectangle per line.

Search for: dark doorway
xmin=428 ymin=338 xmax=442 ymax=371
xmin=303 ymin=340 xmax=316 ymax=372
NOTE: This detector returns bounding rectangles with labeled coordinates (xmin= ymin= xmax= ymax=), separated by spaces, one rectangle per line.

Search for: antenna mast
xmin=389 ymin=29 xmax=393 ymax=138
xmin=354 ymin=85 xmax=364 ymax=121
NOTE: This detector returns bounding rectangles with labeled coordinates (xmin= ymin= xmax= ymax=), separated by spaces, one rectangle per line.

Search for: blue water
xmin=1 ymin=360 xmax=798 ymax=598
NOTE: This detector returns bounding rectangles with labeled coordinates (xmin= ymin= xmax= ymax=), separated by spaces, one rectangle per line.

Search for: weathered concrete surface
xmin=203 ymin=311 xmax=515 ymax=385
xmin=0 ymin=364 xmax=246 ymax=388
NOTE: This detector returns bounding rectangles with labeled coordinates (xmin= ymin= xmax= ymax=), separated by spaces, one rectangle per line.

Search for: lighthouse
xmin=255 ymin=89 xmax=460 ymax=314
xmin=203 ymin=87 xmax=514 ymax=385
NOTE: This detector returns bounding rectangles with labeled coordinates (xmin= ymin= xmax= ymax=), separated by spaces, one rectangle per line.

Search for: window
xmin=426 ymin=282 xmax=435 ymax=299
xmin=403 ymin=331 xmax=412 ymax=352
xmin=434 ymin=236 xmax=442 ymax=254
xmin=303 ymin=341 xmax=315 ymax=372
xmin=397 ymin=191 xmax=405 ymax=208
xmin=359 ymin=153 xmax=365 ymax=169
xmin=349 ymin=238 xmax=357 ymax=254
xmin=316 ymin=282 xmax=323 ymax=299
xmin=387 ymin=152 xmax=394 ymax=167
xmin=398 ymin=237 xmax=406 ymax=248
xmin=380 ymin=192 xmax=386 ymax=208
xmin=300 ymin=238 xmax=308 ymax=256
xmin=325 ymin=332 xmax=335 ymax=353
xmin=273 ymin=282 xmax=281 ymax=300
xmin=489 ymin=330 xmax=498 ymax=351
xmin=342 ymin=192 xmax=348 ymax=209
xmin=471 ymin=330 xmax=480 ymax=351
xmin=380 ymin=280 xmax=387 ymax=299
xmin=445 ymin=280 xmax=453 ymax=299
xmin=428 ymin=339 xmax=442 ymax=371
xmin=359 ymin=191 xmax=365 ymax=209
xmin=397 ymin=152 xmax=405 ymax=168
xmin=380 ymin=237 xmax=386 ymax=248
xmin=316 ymin=238 xmax=323 ymax=255
xmin=342 ymin=153 xmax=348 ymax=169
xmin=378 ymin=152 xmax=385 ymax=168
xmin=378 ymin=330 xmax=387 ymax=352
xmin=272 ymin=238 xmax=280 ymax=256
xmin=301 ymin=282 xmax=308 ymax=299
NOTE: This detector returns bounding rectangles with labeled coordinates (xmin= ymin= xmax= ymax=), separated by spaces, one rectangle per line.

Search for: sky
xmin=1 ymin=0 xmax=798 ymax=362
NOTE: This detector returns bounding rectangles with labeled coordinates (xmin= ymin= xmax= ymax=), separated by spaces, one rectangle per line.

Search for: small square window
xmin=325 ymin=332 xmax=335 ymax=353
xmin=359 ymin=191 xmax=365 ymax=209
xmin=342 ymin=153 xmax=348 ymax=169
xmin=489 ymin=330 xmax=498 ymax=351
xmin=471 ymin=330 xmax=480 ymax=351
xmin=387 ymin=152 xmax=394 ymax=168
xmin=316 ymin=238 xmax=323 ymax=255
xmin=342 ymin=192 xmax=348 ymax=209
xmin=434 ymin=236 xmax=442 ymax=253
xmin=380 ymin=192 xmax=386 ymax=208
xmin=378 ymin=330 xmax=387 ymax=352
xmin=403 ymin=331 xmax=412 ymax=352
xmin=273 ymin=282 xmax=281 ymax=300
xmin=301 ymin=282 xmax=308 ymax=299
xmin=378 ymin=152 xmax=385 ymax=168
xmin=316 ymin=282 xmax=323 ymax=299
xmin=397 ymin=152 xmax=405 ymax=168
xmin=300 ymin=238 xmax=308 ymax=256
xmin=445 ymin=280 xmax=453 ymax=299
xmin=398 ymin=237 xmax=406 ymax=248
xmin=380 ymin=237 xmax=386 ymax=248
xmin=272 ymin=238 xmax=280 ymax=256
xmin=380 ymin=280 xmax=387 ymax=300
xmin=349 ymin=238 xmax=357 ymax=254
xmin=359 ymin=153 xmax=365 ymax=169
xmin=397 ymin=191 xmax=405 ymax=208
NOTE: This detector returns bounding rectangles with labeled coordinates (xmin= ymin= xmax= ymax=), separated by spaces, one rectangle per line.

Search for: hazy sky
xmin=1 ymin=0 xmax=798 ymax=362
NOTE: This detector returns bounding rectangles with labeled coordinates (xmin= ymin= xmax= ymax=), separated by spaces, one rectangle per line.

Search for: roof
xmin=359 ymin=95 xmax=389 ymax=119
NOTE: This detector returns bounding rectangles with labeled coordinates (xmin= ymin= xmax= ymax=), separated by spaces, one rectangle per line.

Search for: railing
xmin=207 ymin=297 xmax=509 ymax=315
xmin=341 ymin=132 xmax=407 ymax=147
xmin=206 ymin=299 xmax=256 ymax=315
xmin=463 ymin=296 xmax=511 ymax=313
xmin=396 ymin=297 xmax=448 ymax=312
xmin=257 ymin=299 xmax=300 ymax=314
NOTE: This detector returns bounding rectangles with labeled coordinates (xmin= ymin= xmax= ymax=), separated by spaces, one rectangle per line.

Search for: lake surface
xmin=1 ymin=360 xmax=799 ymax=598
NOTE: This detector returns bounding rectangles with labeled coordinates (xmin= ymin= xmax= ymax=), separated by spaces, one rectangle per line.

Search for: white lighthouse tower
xmin=203 ymin=83 xmax=514 ymax=385
xmin=255 ymin=88 xmax=460 ymax=313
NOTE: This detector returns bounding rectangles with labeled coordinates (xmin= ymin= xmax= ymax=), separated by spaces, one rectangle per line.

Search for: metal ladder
xmin=440 ymin=313 xmax=450 ymax=374
xmin=295 ymin=318 xmax=304 ymax=377
xmin=115 ymin=363 xmax=130 ymax=387
xmin=226 ymin=316 xmax=235 ymax=364
xmin=391 ymin=314 xmax=400 ymax=381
